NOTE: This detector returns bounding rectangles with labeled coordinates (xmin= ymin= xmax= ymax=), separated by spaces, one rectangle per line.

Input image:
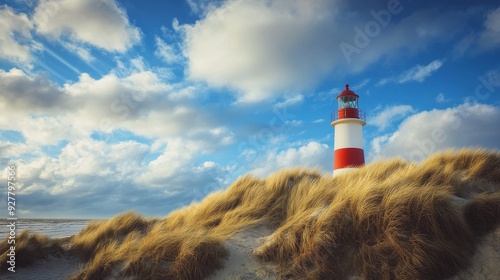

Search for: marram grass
xmin=1 ymin=148 xmax=499 ymax=279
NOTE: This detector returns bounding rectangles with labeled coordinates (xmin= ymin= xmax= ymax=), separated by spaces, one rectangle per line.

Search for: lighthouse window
xmin=338 ymin=96 xmax=358 ymax=109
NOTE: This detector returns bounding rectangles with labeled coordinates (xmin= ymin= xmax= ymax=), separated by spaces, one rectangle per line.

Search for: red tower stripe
xmin=337 ymin=108 xmax=359 ymax=119
xmin=334 ymin=148 xmax=365 ymax=169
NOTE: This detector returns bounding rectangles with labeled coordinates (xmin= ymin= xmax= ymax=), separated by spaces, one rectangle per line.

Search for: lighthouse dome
xmin=337 ymin=84 xmax=359 ymax=98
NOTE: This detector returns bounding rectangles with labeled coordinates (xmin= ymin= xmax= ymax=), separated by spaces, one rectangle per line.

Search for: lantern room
xmin=338 ymin=84 xmax=359 ymax=109
xmin=334 ymin=84 xmax=364 ymax=120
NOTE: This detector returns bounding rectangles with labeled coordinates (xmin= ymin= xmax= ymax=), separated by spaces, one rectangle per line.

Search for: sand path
xmin=208 ymin=224 xmax=278 ymax=280
xmin=449 ymin=228 xmax=500 ymax=280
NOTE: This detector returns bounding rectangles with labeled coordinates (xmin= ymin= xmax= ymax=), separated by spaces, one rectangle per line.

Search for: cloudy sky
xmin=1 ymin=0 xmax=499 ymax=218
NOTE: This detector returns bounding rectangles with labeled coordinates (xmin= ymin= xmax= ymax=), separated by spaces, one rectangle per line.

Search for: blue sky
xmin=0 ymin=0 xmax=499 ymax=218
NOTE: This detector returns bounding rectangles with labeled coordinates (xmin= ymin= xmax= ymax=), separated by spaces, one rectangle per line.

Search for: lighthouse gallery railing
xmin=331 ymin=109 xmax=366 ymax=122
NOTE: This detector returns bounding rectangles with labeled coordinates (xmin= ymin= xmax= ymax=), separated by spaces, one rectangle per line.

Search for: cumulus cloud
xmin=369 ymin=105 xmax=415 ymax=130
xmin=0 ymin=69 xmax=156 ymax=144
xmin=368 ymin=103 xmax=500 ymax=162
xmin=33 ymin=0 xmax=141 ymax=52
xmin=181 ymin=0 xmax=465 ymax=102
xmin=0 ymin=140 xmax=37 ymax=167
xmin=0 ymin=68 xmax=72 ymax=111
xmin=0 ymin=64 xmax=241 ymax=217
xmin=0 ymin=134 xmax=234 ymax=217
xmin=249 ymin=141 xmax=331 ymax=177
xmin=0 ymin=67 xmax=239 ymax=149
xmin=0 ymin=6 xmax=33 ymax=67
xmin=183 ymin=0 xmax=340 ymax=103
xmin=141 ymin=138 xmax=214 ymax=185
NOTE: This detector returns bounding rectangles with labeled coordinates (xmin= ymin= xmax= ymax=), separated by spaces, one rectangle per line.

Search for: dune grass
xmin=69 ymin=211 xmax=155 ymax=261
xmin=0 ymin=229 xmax=65 ymax=269
xmin=0 ymin=148 xmax=499 ymax=279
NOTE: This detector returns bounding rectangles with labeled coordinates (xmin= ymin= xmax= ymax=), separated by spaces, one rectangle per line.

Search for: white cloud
xmin=182 ymin=0 xmax=341 ymax=102
xmin=12 ymin=139 xmax=148 ymax=195
xmin=369 ymin=105 xmax=415 ymax=130
xmin=167 ymin=85 xmax=198 ymax=101
xmin=155 ymin=37 xmax=180 ymax=64
xmin=478 ymin=7 xmax=500 ymax=51
xmin=185 ymin=0 xmax=224 ymax=15
xmin=139 ymin=132 xmax=233 ymax=186
xmin=274 ymin=95 xmax=304 ymax=109
xmin=436 ymin=93 xmax=450 ymax=103
xmin=0 ymin=68 xmax=238 ymax=147
xmin=351 ymin=79 xmax=370 ymax=90
xmin=20 ymin=117 xmax=77 ymax=145
xmin=182 ymin=0 xmax=464 ymax=103
xmin=33 ymin=0 xmax=141 ymax=52
xmin=377 ymin=79 xmax=389 ymax=86
xmin=0 ymin=134 xmax=234 ymax=217
xmin=453 ymin=6 xmax=500 ymax=57
xmin=0 ymin=64 xmax=238 ymax=216
xmin=0 ymin=6 xmax=33 ymax=67
xmin=250 ymin=141 xmax=331 ymax=177
xmin=342 ymin=8 xmax=462 ymax=72
xmin=61 ymin=41 xmax=94 ymax=62
xmin=377 ymin=59 xmax=444 ymax=85
xmin=284 ymin=120 xmax=303 ymax=127
xmin=368 ymin=103 xmax=500 ymax=162
xmin=0 ymin=140 xmax=38 ymax=167
xmin=142 ymin=138 xmax=197 ymax=180
xmin=0 ymin=68 xmax=71 ymax=113
xmin=398 ymin=59 xmax=444 ymax=83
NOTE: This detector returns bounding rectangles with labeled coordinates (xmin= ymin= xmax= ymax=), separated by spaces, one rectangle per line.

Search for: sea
xmin=0 ymin=219 xmax=96 ymax=239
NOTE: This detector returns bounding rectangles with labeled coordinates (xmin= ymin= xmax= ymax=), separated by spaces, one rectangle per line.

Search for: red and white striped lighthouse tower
xmin=331 ymin=84 xmax=366 ymax=175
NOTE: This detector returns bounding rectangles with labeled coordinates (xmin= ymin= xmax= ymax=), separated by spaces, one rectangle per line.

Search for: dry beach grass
xmin=1 ymin=148 xmax=499 ymax=279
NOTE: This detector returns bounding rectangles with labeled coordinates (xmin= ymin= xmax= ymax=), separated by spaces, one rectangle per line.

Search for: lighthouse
xmin=331 ymin=84 xmax=366 ymax=175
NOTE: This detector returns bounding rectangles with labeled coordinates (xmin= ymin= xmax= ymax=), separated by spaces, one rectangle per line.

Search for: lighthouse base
xmin=333 ymin=167 xmax=359 ymax=176
xmin=333 ymin=148 xmax=364 ymax=169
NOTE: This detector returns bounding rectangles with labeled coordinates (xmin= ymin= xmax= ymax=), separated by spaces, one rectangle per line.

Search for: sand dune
xmin=1 ymin=149 xmax=499 ymax=279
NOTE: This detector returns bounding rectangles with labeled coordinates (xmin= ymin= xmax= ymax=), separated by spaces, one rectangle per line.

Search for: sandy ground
xmin=208 ymin=224 xmax=279 ymax=280
xmin=1 ymin=227 xmax=498 ymax=279
xmin=0 ymin=254 xmax=81 ymax=280
xmin=448 ymin=228 xmax=500 ymax=280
